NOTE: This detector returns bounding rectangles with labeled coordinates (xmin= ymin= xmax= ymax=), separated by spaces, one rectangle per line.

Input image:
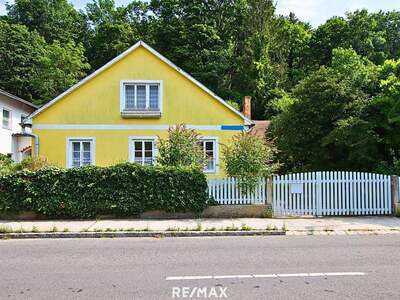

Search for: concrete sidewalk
xmin=1 ymin=216 xmax=400 ymax=234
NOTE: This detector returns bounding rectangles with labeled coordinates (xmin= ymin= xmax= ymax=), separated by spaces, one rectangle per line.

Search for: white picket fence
xmin=273 ymin=172 xmax=392 ymax=216
xmin=207 ymin=177 xmax=266 ymax=205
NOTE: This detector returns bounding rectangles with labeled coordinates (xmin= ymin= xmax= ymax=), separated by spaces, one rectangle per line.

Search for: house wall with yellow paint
xmin=29 ymin=42 xmax=250 ymax=178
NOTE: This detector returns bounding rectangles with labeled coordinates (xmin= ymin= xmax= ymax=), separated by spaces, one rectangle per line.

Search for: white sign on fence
xmin=290 ymin=183 xmax=303 ymax=194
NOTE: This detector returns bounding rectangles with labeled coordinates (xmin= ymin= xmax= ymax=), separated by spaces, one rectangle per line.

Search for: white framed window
xmin=2 ymin=108 xmax=12 ymax=130
xmin=129 ymin=136 xmax=157 ymax=166
xmin=66 ymin=138 xmax=96 ymax=168
xmin=120 ymin=80 xmax=163 ymax=112
xmin=199 ymin=137 xmax=219 ymax=173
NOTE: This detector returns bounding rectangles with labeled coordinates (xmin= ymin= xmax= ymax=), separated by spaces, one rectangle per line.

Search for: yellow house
xmin=26 ymin=41 xmax=252 ymax=178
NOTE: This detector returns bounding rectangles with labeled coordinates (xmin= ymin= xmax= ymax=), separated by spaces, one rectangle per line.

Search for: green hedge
xmin=0 ymin=163 xmax=211 ymax=218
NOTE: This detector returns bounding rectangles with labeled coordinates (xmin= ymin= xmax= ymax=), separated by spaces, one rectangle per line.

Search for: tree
xmin=149 ymin=0 xmax=240 ymax=101
xmin=157 ymin=124 xmax=206 ymax=170
xmin=278 ymin=13 xmax=312 ymax=87
xmin=370 ymin=59 xmax=400 ymax=168
xmin=230 ymin=0 xmax=285 ymax=119
xmin=223 ymin=132 xmax=278 ymax=192
xmin=0 ymin=20 xmax=46 ymax=102
xmin=86 ymin=21 xmax=139 ymax=70
xmin=269 ymin=48 xmax=380 ymax=171
xmin=346 ymin=10 xmax=388 ymax=65
xmin=6 ymin=0 xmax=86 ymax=44
xmin=306 ymin=10 xmax=400 ymax=69
xmin=307 ymin=17 xmax=349 ymax=67
xmin=32 ymin=40 xmax=90 ymax=104
xmin=84 ymin=0 xmax=141 ymax=70
xmin=0 ymin=20 xmax=90 ymax=104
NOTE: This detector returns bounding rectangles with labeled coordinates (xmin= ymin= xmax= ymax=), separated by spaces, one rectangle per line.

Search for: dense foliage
xmin=157 ymin=124 xmax=206 ymax=170
xmin=269 ymin=48 xmax=400 ymax=173
xmin=0 ymin=154 xmax=14 ymax=176
xmin=223 ymin=132 xmax=279 ymax=192
xmin=0 ymin=163 xmax=210 ymax=218
xmin=0 ymin=156 xmax=53 ymax=176
xmin=1 ymin=0 xmax=400 ymax=172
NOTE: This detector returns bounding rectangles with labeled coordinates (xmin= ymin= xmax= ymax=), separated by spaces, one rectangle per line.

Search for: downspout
xmin=21 ymin=117 xmax=39 ymax=156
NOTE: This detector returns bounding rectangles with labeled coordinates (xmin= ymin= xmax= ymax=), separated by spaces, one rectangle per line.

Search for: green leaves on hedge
xmin=0 ymin=163 xmax=210 ymax=218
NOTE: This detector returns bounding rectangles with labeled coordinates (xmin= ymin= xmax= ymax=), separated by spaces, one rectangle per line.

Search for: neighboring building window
xmin=67 ymin=138 xmax=95 ymax=168
xmin=130 ymin=138 xmax=156 ymax=165
xmin=122 ymin=82 xmax=161 ymax=111
xmin=2 ymin=109 xmax=11 ymax=130
xmin=199 ymin=138 xmax=218 ymax=173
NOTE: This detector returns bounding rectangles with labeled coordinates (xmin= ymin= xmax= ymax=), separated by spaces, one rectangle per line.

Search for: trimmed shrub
xmin=0 ymin=162 xmax=210 ymax=218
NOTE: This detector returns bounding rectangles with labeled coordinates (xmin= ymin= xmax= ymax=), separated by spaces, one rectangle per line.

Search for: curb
xmin=0 ymin=230 xmax=286 ymax=239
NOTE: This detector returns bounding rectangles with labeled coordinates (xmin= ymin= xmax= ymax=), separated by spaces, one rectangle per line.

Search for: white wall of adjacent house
xmin=0 ymin=95 xmax=35 ymax=162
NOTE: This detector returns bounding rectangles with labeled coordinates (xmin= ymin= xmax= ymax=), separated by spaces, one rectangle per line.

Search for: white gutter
xmin=32 ymin=133 xmax=39 ymax=156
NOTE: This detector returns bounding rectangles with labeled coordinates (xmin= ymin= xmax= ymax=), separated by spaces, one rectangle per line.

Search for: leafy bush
xmin=0 ymin=154 xmax=14 ymax=176
xmin=0 ymin=156 xmax=53 ymax=176
xmin=0 ymin=162 xmax=210 ymax=218
xmin=223 ymin=132 xmax=279 ymax=192
xmin=374 ymin=159 xmax=400 ymax=175
xmin=157 ymin=124 xmax=206 ymax=170
xmin=14 ymin=156 xmax=53 ymax=172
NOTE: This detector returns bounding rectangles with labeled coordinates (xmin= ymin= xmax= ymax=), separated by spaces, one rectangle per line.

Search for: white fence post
xmin=316 ymin=172 xmax=322 ymax=216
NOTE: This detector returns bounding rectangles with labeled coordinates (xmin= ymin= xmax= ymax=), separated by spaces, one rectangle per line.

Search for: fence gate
xmin=272 ymin=172 xmax=392 ymax=216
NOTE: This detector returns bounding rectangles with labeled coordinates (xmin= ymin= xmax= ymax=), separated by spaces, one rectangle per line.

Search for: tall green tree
xmin=6 ymin=0 xmax=86 ymax=44
xmin=0 ymin=20 xmax=45 ymax=102
xmin=269 ymin=48 xmax=380 ymax=171
xmin=307 ymin=10 xmax=400 ymax=69
xmin=0 ymin=20 xmax=89 ymax=104
xmin=149 ymin=0 xmax=240 ymax=99
xmin=278 ymin=13 xmax=312 ymax=87
xmin=371 ymin=59 xmax=400 ymax=166
xmin=32 ymin=40 xmax=90 ymax=103
xmin=307 ymin=16 xmax=349 ymax=67
xmin=230 ymin=0 xmax=285 ymax=119
xmin=84 ymin=0 xmax=141 ymax=70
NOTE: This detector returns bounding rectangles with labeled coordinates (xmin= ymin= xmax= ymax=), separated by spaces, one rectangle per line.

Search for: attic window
xmin=120 ymin=80 xmax=163 ymax=118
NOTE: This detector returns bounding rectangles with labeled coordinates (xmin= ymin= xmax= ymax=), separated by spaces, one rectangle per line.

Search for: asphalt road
xmin=0 ymin=235 xmax=399 ymax=300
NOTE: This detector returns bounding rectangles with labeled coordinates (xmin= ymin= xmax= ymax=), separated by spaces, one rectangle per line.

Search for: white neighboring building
xmin=0 ymin=89 xmax=38 ymax=162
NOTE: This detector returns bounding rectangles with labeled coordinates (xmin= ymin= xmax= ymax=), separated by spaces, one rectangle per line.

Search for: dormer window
xmin=120 ymin=80 xmax=162 ymax=118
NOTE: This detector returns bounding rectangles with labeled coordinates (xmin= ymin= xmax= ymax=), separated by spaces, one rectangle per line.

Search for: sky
xmin=1 ymin=0 xmax=400 ymax=28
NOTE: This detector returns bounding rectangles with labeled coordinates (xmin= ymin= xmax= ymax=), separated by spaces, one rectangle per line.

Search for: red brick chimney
xmin=243 ymin=96 xmax=251 ymax=119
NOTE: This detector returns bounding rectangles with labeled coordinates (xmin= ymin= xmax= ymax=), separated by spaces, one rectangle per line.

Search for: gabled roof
xmin=0 ymin=89 xmax=38 ymax=109
xmin=28 ymin=41 xmax=252 ymax=125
